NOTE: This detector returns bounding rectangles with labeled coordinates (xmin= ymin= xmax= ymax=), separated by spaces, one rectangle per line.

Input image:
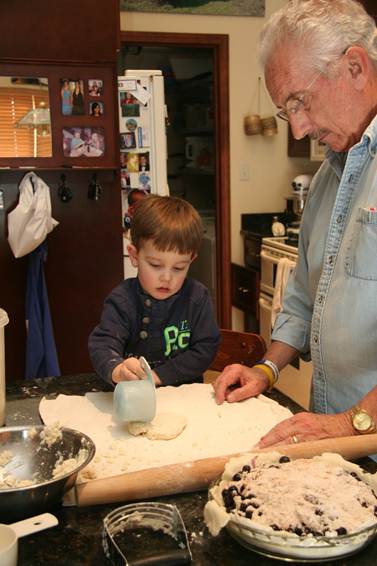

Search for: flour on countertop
xmin=38 ymin=384 xmax=292 ymax=483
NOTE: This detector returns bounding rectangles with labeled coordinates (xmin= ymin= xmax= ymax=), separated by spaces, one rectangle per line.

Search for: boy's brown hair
xmin=130 ymin=195 xmax=203 ymax=255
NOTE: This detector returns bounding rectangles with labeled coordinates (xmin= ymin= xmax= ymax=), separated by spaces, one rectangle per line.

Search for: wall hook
xmin=88 ymin=173 xmax=102 ymax=201
xmin=58 ymin=174 xmax=73 ymax=203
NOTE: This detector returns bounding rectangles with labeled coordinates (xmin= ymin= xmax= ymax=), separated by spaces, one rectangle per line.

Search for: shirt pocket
xmin=345 ymin=207 xmax=377 ymax=280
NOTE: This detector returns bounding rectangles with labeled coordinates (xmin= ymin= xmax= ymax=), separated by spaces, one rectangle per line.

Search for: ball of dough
xmin=127 ymin=412 xmax=187 ymax=440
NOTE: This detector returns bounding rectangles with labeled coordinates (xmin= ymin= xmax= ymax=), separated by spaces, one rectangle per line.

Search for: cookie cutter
xmin=113 ymin=357 xmax=156 ymax=422
xmin=102 ymin=502 xmax=192 ymax=565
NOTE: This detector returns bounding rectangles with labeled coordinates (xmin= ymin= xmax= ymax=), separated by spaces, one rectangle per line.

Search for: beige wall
xmin=121 ymin=2 xmax=319 ymax=326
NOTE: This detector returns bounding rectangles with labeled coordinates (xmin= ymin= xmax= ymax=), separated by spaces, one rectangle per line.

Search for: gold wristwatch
xmin=349 ymin=405 xmax=377 ymax=435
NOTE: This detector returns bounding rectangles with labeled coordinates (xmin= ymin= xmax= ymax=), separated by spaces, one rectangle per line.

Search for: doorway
xmin=119 ymin=32 xmax=231 ymax=328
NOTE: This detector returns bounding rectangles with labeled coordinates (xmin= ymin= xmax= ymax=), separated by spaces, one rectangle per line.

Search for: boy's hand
xmin=112 ymin=358 xmax=161 ymax=386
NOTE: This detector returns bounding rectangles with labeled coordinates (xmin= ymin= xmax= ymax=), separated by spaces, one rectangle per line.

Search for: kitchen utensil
xmin=0 ymin=425 xmax=95 ymax=522
xmin=113 ymin=356 xmax=156 ymax=423
xmin=102 ymin=502 xmax=192 ymax=566
xmin=73 ymin=434 xmax=377 ymax=507
xmin=0 ymin=513 xmax=58 ymax=566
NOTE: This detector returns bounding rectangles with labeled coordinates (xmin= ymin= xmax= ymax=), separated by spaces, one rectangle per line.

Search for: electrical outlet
xmin=240 ymin=163 xmax=250 ymax=181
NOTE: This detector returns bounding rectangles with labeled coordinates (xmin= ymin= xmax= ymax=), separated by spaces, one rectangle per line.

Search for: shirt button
xmin=318 ymin=295 xmax=323 ymax=304
xmin=139 ymin=330 xmax=148 ymax=339
xmin=313 ymin=335 xmax=318 ymax=344
xmin=336 ymin=215 xmax=343 ymax=224
xmin=328 ymin=256 xmax=333 ymax=265
xmin=145 ymin=299 xmax=152 ymax=307
xmin=142 ymin=316 xmax=150 ymax=324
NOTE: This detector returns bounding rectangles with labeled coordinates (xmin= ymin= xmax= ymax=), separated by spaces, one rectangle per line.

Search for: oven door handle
xmin=260 ymin=249 xmax=281 ymax=265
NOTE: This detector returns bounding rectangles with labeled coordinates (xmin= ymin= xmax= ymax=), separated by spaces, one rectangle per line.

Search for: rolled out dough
xmin=127 ymin=412 xmax=187 ymax=440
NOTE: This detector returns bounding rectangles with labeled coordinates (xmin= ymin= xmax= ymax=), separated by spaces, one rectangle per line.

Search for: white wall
xmin=121 ymin=2 xmax=319 ymax=327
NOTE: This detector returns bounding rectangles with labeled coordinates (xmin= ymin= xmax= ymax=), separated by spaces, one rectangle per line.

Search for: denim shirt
xmin=272 ymin=114 xmax=377 ymax=415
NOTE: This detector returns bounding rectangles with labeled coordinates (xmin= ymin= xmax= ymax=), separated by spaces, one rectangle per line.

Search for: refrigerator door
xmin=118 ymin=70 xmax=169 ymax=279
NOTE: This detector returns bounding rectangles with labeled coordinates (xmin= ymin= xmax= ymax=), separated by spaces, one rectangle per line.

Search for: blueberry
xmin=242 ymin=465 xmax=251 ymax=473
xmin=315 ymin=509 xmax=323 ymax=516
xmin=336 ymin=527 xmax=347 ymax=536
xmin=245 ymin=510 xmax=253 ymax=519
xmin=222 ymin=489 xmax=236 ymax=510
xmin=240 ymin=502 xmax=248 ymax=512
xmin=350 ymin=472 xmax=361 ymax=481
xmin=251 ymin=501 xmax=260 ymax=509
xmin=228 ymin=485 xmax=239 ymax=496
xmin=279 ymin=456 xmax=291 ymax=464
xmin=232 ymin=473 xmax=242 ymax=481
xmin=294 ymin=527 xmax=303 ymax=536
xmin=271 ymin=524 xmax=281 ymax=531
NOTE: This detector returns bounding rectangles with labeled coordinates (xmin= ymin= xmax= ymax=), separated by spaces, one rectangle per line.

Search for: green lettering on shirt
xmin=164 ymin=324 xmax=191 ymax=356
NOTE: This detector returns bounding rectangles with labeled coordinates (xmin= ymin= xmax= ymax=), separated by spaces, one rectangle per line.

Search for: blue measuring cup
xmin=113 ymin=357 xmax=156 ymax=422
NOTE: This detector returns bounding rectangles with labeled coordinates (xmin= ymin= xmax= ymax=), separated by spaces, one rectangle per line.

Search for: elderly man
xmin=214 ymin=0 xmax=377 ymax=448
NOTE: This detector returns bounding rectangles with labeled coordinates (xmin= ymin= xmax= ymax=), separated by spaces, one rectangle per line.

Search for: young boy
xmin=88 ymin=195 xmax=220 ymax=386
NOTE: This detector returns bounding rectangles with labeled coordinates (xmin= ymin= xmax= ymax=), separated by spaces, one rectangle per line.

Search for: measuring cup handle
xmin=11 ymin=513 xmax=58 ymax=538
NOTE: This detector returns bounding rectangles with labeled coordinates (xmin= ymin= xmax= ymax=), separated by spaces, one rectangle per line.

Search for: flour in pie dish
xmin=38 ymin=384 xmax=293 ymax=482
xmin=127 ymin=412 xmax=187 ymax=440
xmin=205 ymin=451 xmax=377 ymax=537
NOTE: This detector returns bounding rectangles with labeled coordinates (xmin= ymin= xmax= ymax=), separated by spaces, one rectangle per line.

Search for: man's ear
xmin=344 ymin=45 xmax=370 ymax=90
xmin=127 ymin=244 xmax=139 ymax=267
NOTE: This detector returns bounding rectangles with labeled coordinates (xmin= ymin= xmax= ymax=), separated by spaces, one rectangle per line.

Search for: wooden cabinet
xmin=0 ymin=0 xmax=120 ymax=63
xmin=231 ymin=263 xmax=260 ymax=332
xmin=0 ymin=1 xmax=123 ymax=380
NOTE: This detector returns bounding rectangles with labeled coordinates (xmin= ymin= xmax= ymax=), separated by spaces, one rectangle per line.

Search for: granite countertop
xmin=5 ymin=373 xmax=377 ymax=566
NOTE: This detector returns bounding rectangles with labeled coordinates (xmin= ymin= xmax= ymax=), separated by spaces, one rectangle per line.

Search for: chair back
xmin=210 ymin=329 xmax=266 ymax=372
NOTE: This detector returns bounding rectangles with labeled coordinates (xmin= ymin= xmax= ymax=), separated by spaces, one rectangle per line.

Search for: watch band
xmin=349 ymin=405 xmax=377 ymax=435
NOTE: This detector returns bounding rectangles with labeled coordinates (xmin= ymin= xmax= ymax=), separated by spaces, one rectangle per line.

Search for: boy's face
xmin=128 ymin=239 xmax=195 ymax=300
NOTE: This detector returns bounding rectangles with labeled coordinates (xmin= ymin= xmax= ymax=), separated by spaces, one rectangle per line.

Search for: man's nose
xmin=289 ymin=112 xmax=312 ymax=140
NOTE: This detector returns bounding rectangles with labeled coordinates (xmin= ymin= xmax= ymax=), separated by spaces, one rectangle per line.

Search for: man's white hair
xmin=259 ymin=0 xmax=377 ymax=73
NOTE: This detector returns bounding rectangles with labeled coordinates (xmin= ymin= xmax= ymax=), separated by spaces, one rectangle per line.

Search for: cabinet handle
xmin=238 ymin=287 xmax=249 ymax=294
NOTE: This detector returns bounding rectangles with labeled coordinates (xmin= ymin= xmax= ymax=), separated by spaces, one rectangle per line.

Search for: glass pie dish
xmin=204 ymin=452 xmax=377 ymax=562
xmin=223 ymin=507 xmax=377 ymax=562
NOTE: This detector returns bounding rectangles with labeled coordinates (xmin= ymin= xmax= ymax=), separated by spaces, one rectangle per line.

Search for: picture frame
xmin=120 ymin=0 xmax=265 ymax=17
xmin=88 ymin=79 xmax=103 ymax=97
xmin=310 ymin=139 xmax=327 ymax=162
xmin=62 ymin=127 xmax=105 ymax=157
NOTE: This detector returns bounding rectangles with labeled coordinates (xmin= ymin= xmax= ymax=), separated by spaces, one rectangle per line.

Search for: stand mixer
xmin=285 ymin=174 xmax=313 ymax=240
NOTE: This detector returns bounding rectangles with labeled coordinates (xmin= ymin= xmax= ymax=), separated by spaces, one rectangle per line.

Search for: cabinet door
xmin=231 ymin=263 xmax=259 ymax=316
xmin=0 ymin=0 xmax=120 ymax=63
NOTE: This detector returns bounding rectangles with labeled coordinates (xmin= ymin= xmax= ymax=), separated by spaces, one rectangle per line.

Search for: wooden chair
xmin=209 ymin=329 xmax=266 ymax=372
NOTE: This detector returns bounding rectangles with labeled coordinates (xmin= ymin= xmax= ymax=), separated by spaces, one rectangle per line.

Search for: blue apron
xmin=25 ymin=241 xmax=60 ymax=379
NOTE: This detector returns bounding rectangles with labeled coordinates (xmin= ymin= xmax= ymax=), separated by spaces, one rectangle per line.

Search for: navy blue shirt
xmin=88 ymin=277 xmax=221 ymax=386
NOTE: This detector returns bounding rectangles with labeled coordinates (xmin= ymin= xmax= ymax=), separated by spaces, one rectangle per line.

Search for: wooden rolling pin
xmin=72 ymin=434 xmax=377 ymax=507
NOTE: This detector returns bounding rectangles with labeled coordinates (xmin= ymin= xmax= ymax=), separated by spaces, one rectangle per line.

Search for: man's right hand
xmin=212 ymin=363 xmax=269 ymax=404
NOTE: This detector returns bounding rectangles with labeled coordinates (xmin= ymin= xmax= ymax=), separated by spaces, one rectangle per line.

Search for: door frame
xmin=120 ymin=31 xmax=231 ymax=328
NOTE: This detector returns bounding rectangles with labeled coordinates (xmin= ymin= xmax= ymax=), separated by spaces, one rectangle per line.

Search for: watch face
xmin=353 ymin=411 xmax=372 ymax=431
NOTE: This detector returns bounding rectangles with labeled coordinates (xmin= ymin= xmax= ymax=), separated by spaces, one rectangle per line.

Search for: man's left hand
xmin=257 ymin=411 xmax=355 ymax=448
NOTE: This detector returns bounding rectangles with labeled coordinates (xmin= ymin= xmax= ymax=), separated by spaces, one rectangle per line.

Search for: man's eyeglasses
xmin=276 ymin=71 xmax=322 ymax=122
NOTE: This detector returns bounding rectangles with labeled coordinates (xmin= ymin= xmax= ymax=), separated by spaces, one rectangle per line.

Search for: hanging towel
xmin=271 ymin=257 xmax=296 ymax=328
xmin=25 ymin=241 xmax=60 ymax=379
xmin=8 ymin=172 xmax=58 ymax=258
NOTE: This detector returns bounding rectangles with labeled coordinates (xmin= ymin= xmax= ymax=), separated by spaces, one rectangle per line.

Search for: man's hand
xmin=212 ymin=363 xmax=269 ymax=404
xmin=257 ymin=411 xmax=354 ymax=447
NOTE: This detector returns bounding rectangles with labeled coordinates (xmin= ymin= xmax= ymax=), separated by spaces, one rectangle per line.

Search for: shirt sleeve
xmin=88 ymin=288 xmax=131 ymax=385
xmin=155 ymin=289 xmax=221 ymax=386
